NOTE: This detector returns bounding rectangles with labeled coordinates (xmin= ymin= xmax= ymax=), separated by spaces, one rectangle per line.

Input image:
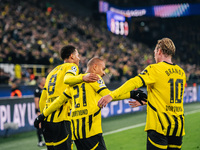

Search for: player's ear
xmin=93 ymin=64 xmax=97 ymax=71
xmin=158 ymin=48 xmax=162 ymax=55
xmin=70 ymin=53 xmax=74 ymax=60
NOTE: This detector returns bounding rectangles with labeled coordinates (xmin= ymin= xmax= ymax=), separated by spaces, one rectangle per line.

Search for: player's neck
xmin=85 ymin=68 xmax=94 ymax=74
xmin=160 ymin=57 xmax=173 ymax=64
xmin=64 ymin=59 xmax=74 ymax=64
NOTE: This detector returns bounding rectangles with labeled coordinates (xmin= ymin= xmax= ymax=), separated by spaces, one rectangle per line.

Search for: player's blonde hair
xmin=156 ymin=38 xmax=176 ymax=56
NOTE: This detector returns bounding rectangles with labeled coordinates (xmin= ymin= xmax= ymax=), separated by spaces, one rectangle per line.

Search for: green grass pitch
xmin=0 ymin=102 xmax=200 ymax=150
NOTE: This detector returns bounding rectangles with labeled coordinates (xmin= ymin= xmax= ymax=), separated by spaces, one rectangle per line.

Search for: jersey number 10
xmin=168 ymin=78 xmax=183 ymax=103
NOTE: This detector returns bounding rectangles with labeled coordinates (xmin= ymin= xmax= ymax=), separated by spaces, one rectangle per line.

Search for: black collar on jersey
xmin=163 ymin=61 xmax=175 ymax=65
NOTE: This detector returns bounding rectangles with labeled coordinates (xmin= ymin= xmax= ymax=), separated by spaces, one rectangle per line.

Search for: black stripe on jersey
xmin=57 ymin=105 xmax=63 ymax=117
xmin=71 ymin=120 xmax=78 ymax=140
xmin=164 ymin=113 xmax=171 ymax=136
xmin=50 ymin=111 xmax=56 ymax=122
xmin=94 ymin=108 xmax=101 ymax=116
xmin=172 ymin=115 xmax=178 ymax=136
xmin=97 ymin=87 xmax=108 ymax=94
xmin=179 ymin=115 xmax=184 ymax=136
xmin=63 ymin=92 xmax=72 ymax=99
xmin=43 ymin=88 xmax=47 ymax=90
xmin=65 ymin=72 xmax=75 ymax=76
xmin=137 ymin=75 xmax=145 ymax=87
xmin=148 ymin=102 xmax=164 ymax=130
xmin=82 ymin=117 xmax=86 ymax=138
xmin=158 ymin=114 xmax=164 ymax=130
xmin=148 ymin=102 xmax=157 ymax=111
xmin=77 ymin=119 xmax=80 ymax=139
xmin=89 ymin=115 xmax=92 ymax=131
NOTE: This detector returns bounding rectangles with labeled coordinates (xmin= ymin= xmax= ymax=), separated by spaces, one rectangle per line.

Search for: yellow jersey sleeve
xmin=43 ymin=90 xmax=72 ymax=117
xmin=88 ymin=76 xmax=107 ymax=94
xmin=138 ymin=65 xmax=156 ymax=85
xmin=89 ymin=75 xmax=130 ymax=100
xmin=39 ymin=87 xmax=47 ymax=113
xmin=110 ymin=76 xmax=143 ymax=99
xmin=64 ymin=74 xmax=85 ymax=86
xmin=63 ymin=63 xmax=82 ymax=86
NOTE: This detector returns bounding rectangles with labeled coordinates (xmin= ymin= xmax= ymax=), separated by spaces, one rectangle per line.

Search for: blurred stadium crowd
xmin=0 ymin=0 xmax=200 ymax=86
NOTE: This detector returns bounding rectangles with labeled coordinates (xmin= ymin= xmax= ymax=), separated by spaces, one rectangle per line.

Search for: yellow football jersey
xmin=110 ymin=61 xmax=186 ymax=136
xmin=140 ymin=62 xmax=186 ymax=136
xmin=64 ymin=76 xmax=107 ymax=140
xmin=41 ymin=63 xmax=79 ymax=123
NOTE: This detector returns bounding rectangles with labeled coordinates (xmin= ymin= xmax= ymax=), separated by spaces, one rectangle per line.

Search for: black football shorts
xmin=42 ymin=120 xmax=72 ymax=150
xmin=147 ymin=130 xmax=182 ymax=150
xmin=74 ymin=133 xmax=107 ymax=150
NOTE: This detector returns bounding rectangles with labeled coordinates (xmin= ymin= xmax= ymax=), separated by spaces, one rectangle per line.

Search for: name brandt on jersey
xmin=72 ymin=109 xmax=88 ymax=117
xmin=165 ymin=68 xmax=184 ymax=76
xmin=166 ymin=105 xmax=183 ymax=112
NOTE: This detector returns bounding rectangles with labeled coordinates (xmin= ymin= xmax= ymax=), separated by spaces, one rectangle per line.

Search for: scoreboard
xmin=107 ymin=11 xmax=129 ymax=36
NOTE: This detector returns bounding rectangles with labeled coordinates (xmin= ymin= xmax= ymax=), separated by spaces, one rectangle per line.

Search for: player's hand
xmin=129 ymin=100 xmax=146 ymax=108
xmin=34 ymin=114 xmax=45 ymax=129
xmin=130 ymin=90 xmax=147 ymax=105
xmin=98 ymin=95 xmax=113 ymax=108
xmin=83 ymin=73 xmax=100 ymax=82
xmin=37 ymin=112 xmax=41 ymax=116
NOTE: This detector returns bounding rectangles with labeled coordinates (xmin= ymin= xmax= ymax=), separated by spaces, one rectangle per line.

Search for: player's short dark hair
xmin=60 ymin=45 xmax=76 ymax=60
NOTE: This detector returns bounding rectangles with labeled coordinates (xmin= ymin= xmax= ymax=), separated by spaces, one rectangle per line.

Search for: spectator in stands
xmin=0 ymin=0 xmax=199 ymax=84
xmin=10 ymin=79 xmax=22 ymax=97
xmin=29 ymin=75 xmax=37 ymax=85
xmin=0 ymin=68 xmax=10 ymax=84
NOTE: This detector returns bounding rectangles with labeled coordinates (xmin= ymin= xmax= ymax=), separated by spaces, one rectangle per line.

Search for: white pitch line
xmin=184 ymin=109 xmax=200 ymax=115
xmin=103 ymin=109 xmax=200 ymax=136
xmin=103 ymin=123 xmax=146 ymax=136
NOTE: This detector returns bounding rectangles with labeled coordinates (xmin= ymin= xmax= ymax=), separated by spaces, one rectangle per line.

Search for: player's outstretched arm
xmin=43 ymin=92 xmax=71 ymax=117
xmin=64 ymin=73 xmax=99 ymax=86
xmin=82 ymin=73 xmax=100 ymax=82
xmin=98 ymin=89 xmax=147 ymax=108
xmin=98 ymin=94 xmax=113 ymax=108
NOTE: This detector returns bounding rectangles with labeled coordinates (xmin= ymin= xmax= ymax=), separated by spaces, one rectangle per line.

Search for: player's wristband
xmin=35 ymin=108 xmax=40 ymax=113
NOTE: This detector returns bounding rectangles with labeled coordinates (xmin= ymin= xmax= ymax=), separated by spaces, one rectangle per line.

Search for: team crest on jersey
xmin=69 ymin=66 xmax=77 ymax=75
xmin=97 ymin=79 xmax=105 ymax=87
